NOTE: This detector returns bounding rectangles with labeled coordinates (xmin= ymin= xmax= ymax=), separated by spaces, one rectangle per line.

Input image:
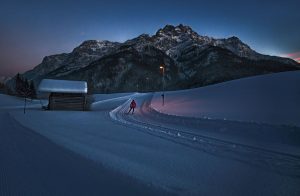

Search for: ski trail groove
xmin=109 ymin=94 xmax=300 ymax=178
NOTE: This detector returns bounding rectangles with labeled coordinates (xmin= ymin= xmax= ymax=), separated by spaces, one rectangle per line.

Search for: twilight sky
xmin=0 ymin=0 xmax=299 ymax=76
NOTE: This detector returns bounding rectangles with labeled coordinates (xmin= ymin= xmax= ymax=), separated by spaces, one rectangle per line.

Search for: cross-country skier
xmin=128 ymin=99 xmax=136 ymax=114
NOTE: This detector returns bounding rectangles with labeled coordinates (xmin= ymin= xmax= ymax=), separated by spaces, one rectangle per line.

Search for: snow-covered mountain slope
xmin=9 ymin=24 xmax=299 ymax=93
xmin=151 ymin=70 xmax=300 ymax=127
xmin=45 ymin=40 xmax=120 ymax=78
xmin=63 ymin=45 xmax=178 ymax=93
xmin=23 ymin=40 xmax=120 ymax=82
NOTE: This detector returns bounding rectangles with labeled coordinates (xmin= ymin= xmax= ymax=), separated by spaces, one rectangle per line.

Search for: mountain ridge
xmin=7 ymin=24 xmax=300 ymax=93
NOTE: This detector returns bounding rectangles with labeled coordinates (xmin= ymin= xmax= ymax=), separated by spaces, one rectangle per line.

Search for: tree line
xmin=15 ymin=73 xmax=37 ymax=99
xmin=0 ymin=82 xmax=4 ymax=89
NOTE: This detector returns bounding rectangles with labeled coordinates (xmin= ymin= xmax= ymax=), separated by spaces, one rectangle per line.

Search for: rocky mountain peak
xmin=176 ymin=24 xmax=194 ymax=33
xmin=127 ymin=34 xmax=152 ymax=43
xmin=156 ymin=24 xmax=175 ymax=35
xmin=152 ymin=24 xmax=202 ymax=53
xmin=227 ymin=36 xmax=241 ymax=41
xmin=137 ymin=33 xmax=151 ymax=39
xmin=41 ymin=54 xmax=68 ymax=64
xmin=225 ymin=36 xmax=246 ymax=46
xmin=73 ymin=40 xmax=119 ymax=53
xmin=156 ymin=24 xmax=198 ymax=37
xmin=218 ymin=36 xmax=258 ymax=59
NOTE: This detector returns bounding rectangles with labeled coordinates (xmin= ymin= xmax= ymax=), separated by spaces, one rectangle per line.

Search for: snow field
xmin=2 ymin=71 xmax=300 ymax=195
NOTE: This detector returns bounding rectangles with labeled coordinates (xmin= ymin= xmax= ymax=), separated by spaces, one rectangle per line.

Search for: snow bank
xmin=151 ymin=71 xmax=300 ymax=127
xmin=0 ymin=94 xmax=23 ymax=107
xmin=91 ymin=92 xmax=138 ymax=110
xmin=0 ymin=94 xmax=46 ymax=109
xmin=38 ymin=79 xmax=88 ymax=94
xmin=93 ymin=92 xmax=133 ymax=102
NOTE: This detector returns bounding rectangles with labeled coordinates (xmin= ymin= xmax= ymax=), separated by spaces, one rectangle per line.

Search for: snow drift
xmin=151 ymin=71 xmax=300 ymax=127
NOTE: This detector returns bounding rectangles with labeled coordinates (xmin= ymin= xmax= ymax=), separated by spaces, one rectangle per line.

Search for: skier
xmin=128 ymin=99 xmax=136 ymax=114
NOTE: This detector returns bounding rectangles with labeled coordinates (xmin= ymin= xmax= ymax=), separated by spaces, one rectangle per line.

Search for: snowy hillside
xmin=151 ymin=71 xmax=300 ymax=127
xmin=1 ymin=71 xmax=300 ymax=195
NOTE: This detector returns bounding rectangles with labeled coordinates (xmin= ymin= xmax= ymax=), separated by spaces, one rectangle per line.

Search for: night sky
xmin=1 ymin=0 xmax=299 ymax=76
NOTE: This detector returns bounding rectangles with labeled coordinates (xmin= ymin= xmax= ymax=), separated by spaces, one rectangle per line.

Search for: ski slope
xmin=1 ymin=71 xmax=300 ymax=195
xmin=151 ymin=71 xmax=300 ymax=127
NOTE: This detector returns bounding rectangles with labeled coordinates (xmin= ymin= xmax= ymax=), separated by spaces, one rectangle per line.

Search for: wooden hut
xmin=38 ymin=79 xmax=88 ymax=111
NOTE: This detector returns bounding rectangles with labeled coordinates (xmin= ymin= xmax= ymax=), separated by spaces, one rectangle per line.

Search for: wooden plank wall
xmin=49 ymin=93 xmax=87 ymax=111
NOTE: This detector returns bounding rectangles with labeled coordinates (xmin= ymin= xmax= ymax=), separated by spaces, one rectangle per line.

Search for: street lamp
xmin=146 ymin=77 xmax=149 ymax=92
xmin=159 ymin=65 xmax=165 ymax=106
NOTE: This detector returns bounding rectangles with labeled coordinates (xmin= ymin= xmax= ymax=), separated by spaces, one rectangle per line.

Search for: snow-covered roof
xmin=38 ymin=79 xmax=88 ymax=94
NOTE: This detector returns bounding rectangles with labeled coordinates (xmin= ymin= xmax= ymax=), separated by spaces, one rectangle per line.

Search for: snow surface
xmin=2 ymin=71 xmax=300 ymax=195
xmin=0 ymin=95 xmax=169 ymax=196
xmin=38 ymin=79 xmax=88 ymax=93
xmin=151 ymin=71 xmax=300 ymax=127
xmin=91 ymin=92 xmax=138 ymax=111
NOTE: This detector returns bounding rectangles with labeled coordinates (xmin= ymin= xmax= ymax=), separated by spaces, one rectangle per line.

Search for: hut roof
xmin=38 ymin=79 xmax=88 ymax=94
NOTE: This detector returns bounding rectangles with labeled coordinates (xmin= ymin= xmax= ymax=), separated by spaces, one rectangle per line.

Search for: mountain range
xmin=8 ymin=24 xmax=300 ymax=93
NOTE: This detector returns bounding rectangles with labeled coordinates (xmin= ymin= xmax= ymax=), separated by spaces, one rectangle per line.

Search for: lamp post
xmin=146 ymin=77 xmax=149 ymax=92
xmin=159 ymin=65 xmax=165 ymax=106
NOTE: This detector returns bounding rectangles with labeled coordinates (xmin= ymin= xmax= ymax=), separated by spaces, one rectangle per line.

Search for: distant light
xmin=284 ymin=51 xmax=300 ymax=58
xmin=282 ymin=51 xmax=300 ymax=62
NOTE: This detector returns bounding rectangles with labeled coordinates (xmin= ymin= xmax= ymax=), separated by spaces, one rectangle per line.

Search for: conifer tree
xmin=29 ymin=81 xmax=37 ymax=98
